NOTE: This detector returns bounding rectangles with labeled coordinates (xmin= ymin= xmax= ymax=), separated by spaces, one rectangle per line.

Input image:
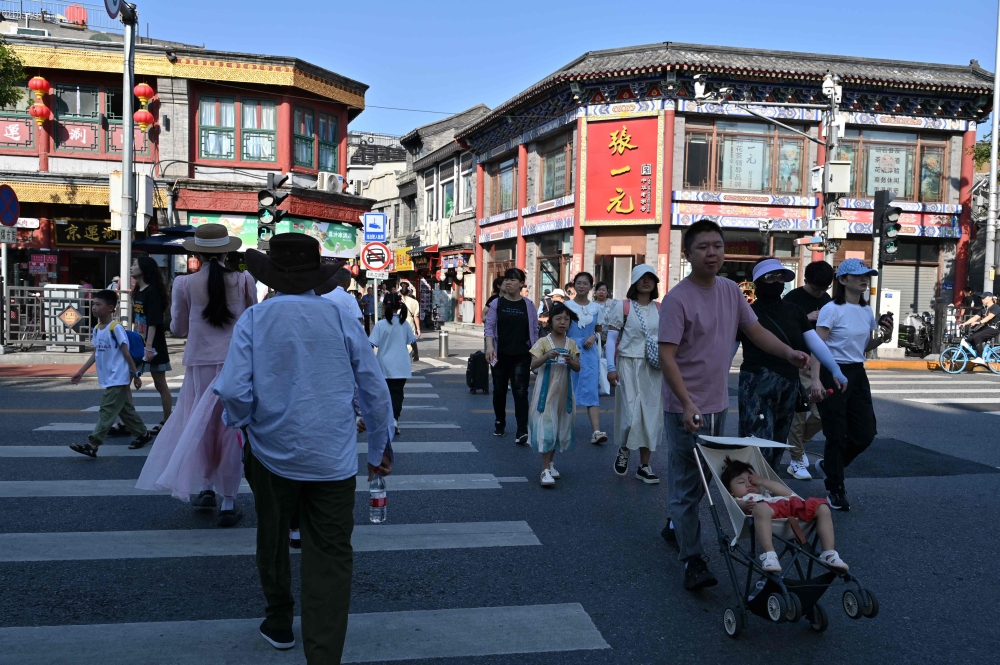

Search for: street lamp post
xmin=985 ymin=0 xmax=1000 ymax=293
xmin=118 ymin=2 xmax=138 ymax=327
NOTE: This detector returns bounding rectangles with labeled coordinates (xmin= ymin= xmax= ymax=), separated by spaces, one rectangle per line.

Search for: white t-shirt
xmin=322 ymin=286 xmax=363 ymax=321
xmin=605 ymin=300 xmax=658 ymax=358
xmin=93 ymin=322 xmax=131 ymax=388
xmin=369 ymin=315 xmax=418 ymax=379
xmin=816 ymin=301 xmax=876 ymax=364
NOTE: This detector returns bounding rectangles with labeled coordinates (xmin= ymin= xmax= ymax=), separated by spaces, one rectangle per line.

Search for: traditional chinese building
xmin=459 ymin=42 xmax=992 ymax=322
xmin=0 ymin=13 xmax=371 ymax=286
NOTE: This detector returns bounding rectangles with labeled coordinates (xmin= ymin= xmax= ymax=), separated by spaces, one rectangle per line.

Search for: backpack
xmin=108 ymin=321 xmax=146 ymax=366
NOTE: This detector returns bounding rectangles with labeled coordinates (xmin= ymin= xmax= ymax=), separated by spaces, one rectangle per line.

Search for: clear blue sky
xmin=142 ymin=0 xmax=998 ymax=138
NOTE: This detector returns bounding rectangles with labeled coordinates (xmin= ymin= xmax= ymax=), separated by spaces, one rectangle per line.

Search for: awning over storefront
xmin=409 ymin=244 xmax=439 ymax=257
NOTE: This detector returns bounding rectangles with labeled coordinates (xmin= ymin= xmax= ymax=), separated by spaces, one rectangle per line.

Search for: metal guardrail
xmin=0 ymin=1 xmax=124 ymax=33
xmin=4 ymin=285 xmax=111 ymax=350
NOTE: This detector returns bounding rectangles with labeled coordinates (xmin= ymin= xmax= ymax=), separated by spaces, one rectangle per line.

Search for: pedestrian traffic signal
xmin=873 ymin=190 xmax=903 ymax=263
xmin=257 ymin=172 xmax=288 ymax=251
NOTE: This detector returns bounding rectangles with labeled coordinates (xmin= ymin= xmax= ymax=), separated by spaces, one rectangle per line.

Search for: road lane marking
xmin=0 ymin=521 xmax=538 ymax=562
xmin=398 ymin=422 xmax=460 ymax=429
xmin=0 ymin=603 xmax=609 ymax=664
xmin=34 ymin=422 xmax=160 ymax=431
xmin=82 ymin=405 xmax=164 ymax=412
xmin=0 ymin=474 xmax=503 ymax=497
xmin=868 ymin=380 xmax=1000 ymax=385
xmin=873 ymin=389 xmax=1000 ymax=394
xmin=402 ymin=393 xmax=439 ymax=398
xmin=0 ymin=409 xmax=87 ymax=414
xmin=0 ymin=441 xmax=477 ymax=457
xmin=906 ymin=398 xmax=1000 ymax=404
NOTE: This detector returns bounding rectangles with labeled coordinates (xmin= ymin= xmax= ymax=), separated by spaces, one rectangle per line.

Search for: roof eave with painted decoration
xmin=7 ymin=36 xmax=368 ymax=118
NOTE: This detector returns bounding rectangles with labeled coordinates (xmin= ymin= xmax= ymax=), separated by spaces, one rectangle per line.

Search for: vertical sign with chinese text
xmin=582 ymin=115 xmax=662 ymax=226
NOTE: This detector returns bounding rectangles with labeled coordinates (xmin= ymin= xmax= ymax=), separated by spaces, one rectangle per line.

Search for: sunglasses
xmin=760 ymin=272 xmax=787 ymax=283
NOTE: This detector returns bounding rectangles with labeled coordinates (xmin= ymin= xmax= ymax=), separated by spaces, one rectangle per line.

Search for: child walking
xmin=69 ymin=290 xmax=151 ymax=457
xmin=528 ymin=303 xmax=580 ymax=487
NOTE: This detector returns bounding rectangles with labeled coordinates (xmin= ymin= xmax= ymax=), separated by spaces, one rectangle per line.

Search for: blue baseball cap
xmin=980 ymin=292 xmax=995 ymax=299
xmin=836 ymin=258 xmax=878 ymax=278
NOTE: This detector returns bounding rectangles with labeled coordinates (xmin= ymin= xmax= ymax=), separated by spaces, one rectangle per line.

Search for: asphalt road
xmin=1 ymin=329 xmax=999 ymax=664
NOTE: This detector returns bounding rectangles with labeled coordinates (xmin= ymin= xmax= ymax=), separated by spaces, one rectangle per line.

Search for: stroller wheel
xmin=843 ymin=589 xmax=862 ymax=620
xmin=786 ymin=592 xmax=803 ymax=623
xmin=861 ymin=589 xmax=880 ymax=618
xmin=766 ymin=593 xmax=788 ymax=623
xmin=809 ymin=603 xmax=829 ymax=632
xmin=723 ymin=607 xmax=745 ymax=638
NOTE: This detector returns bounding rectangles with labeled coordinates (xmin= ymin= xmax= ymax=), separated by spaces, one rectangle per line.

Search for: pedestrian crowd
xmin=61 ymin=215 xmax=893 ymax=662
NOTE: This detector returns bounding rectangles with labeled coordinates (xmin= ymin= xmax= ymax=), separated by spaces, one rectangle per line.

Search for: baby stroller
xmin=694 ymin=435 xmax=880 ymax=637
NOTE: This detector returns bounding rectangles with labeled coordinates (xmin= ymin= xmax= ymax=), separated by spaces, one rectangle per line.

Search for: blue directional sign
xmin=0 ymin=184 xmax=19 ymax=227
xmin=363 ymin=212 xmax=387 ymax=242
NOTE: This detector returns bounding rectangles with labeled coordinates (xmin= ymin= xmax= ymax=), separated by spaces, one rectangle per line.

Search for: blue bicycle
xmin=939 ymin=337 xmax=1000 ymax=374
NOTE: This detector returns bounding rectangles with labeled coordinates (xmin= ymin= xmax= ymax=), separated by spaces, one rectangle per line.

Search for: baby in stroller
xmin=721 ymin=456 xmax=849 ymax=574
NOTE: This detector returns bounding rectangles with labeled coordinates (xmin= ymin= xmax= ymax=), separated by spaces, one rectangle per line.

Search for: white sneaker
xmin=786 ymin=459 xmax=813 ymax=480
xmin=972 ymin=356 xmax=987 ymax=365
xmin=548 ymin=463 xmax=560 ymax=479
xmin=759 ymin=551 xmax=781 ymax=573
xmin=590 ymin=430 xmax=608 ymax=445
xmin=820 ymin=550 xmax=849 ymax=572
xmin=540 ymin=469 xmax=556 ymax=487
xmin=801 ymin=453 xmax=809 ymax=468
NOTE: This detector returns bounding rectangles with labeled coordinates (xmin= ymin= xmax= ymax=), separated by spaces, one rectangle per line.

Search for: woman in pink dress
xmin=136 ymin=224 xmax=256 ymax=527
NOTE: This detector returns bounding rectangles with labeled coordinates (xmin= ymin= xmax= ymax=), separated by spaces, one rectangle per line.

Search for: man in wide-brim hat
xmin=214 ymin=233 xmax=393 ymax=661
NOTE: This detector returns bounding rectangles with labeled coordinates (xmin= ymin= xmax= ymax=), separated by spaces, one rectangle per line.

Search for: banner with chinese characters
xmin=188 ymin=213 xmax=357 ymax=258
xmin=0 ymin=116 xmax=33 ymax=149
xmin=865 ymin=145 xmax=911 ymax=199
xmin=394 ymin=247 xmax=414 ymax=272
xmin=581 ymin=115 xmax=663 ymax=226
xmin=54 ymin=220 xmax=120 ymax=247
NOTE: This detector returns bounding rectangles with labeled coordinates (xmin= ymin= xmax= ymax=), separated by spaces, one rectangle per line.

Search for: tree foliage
xmin=972 ymin=135 xmax=992 ymax=170
xmin=0 ymin=37 xmax=24 ymax=110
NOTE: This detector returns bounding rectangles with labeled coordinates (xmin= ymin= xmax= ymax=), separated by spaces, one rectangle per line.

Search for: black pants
xmin=363 ymin=314 xmax=373 ymax=335
xmin=243 ymin=440 xmax=356 ymax=663
xmin=386 ymin=378 xmax=406 ymax=422
xmin=492 ymin=352 xmax=531 ymax=435
xmin=817 ymin=362 xmax=876 ymax=493
xmin=968 ymin=327 xmax=999 ymax=355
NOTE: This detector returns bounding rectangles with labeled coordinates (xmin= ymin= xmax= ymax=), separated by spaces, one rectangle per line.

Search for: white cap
xmin=631 ymin=264 xmax=658 ymax=285
xmin=549 ymin=289 xmax=568 ymax=298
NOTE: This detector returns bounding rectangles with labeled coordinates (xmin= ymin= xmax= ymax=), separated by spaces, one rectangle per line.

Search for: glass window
xmin=441 ymin=180 xmax=455 ymax=218
xmin=684 ymin=131 xmax=711 ymax=189
xmin=543 ymin=149 xmax=566 ymax=200
xmin=494 ymin=158 xmax=515 ymax=213
xmin=424 ymin=169 xmax=435 ymax=222
xmin=294 ymin=107 xmax=315 ymax=168
xmin=718 ymin=130 xmax=772 ymax=192
xmin=106 ymin=88 xmax=140 ymax=121
xmin=838 ymin=130 xmax=945 ymax=202
xmin=683 ymin=120 xmax=804 ymax=195
xmin=461 ymin=154 xmax=475 ymax=212
xmin=1 ymin=86 xmax=30 ymax=113
xmin=54 ymin=85 xmax=99 ymax=118
xmin=199 ymin=96 xmax=235 ymax=160
xmin=241 ymin=99 xmax=276 ymax=162
xmin=318 ymin=113 xmax=338 ymax=172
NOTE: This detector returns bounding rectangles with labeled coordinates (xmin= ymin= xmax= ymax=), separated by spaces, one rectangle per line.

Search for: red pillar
xmin=36 ymin=92 xmax=51 ymax=173
xmin=658 ymin=107 xmax=675 ymax=291
xmin=277 ymin=95 xmax=292 ymax=175
xmin=813 ymin=123 xmax=826 ymax=263
xmin=572 ymin=117 xmax=585 ymax=276
xmin=474 ymin=161 xmax=486 ymax=324
xmin=339 ymin=109 xmax=349 ymax=178
xmin=955 ymin=127 xmax=976 ymax=303
xmin=516 ymin=143 xmax=527 ymax=269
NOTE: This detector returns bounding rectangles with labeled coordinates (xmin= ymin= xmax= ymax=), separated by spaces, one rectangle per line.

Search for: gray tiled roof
xmin=461 ymin=41 xmax=993 ymax=138
xmin=399 ymin=105 xmax=491 ymax=146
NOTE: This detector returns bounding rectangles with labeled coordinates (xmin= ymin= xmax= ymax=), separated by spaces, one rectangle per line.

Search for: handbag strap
xmin=762 ymin=312 xmax=792 ymax=347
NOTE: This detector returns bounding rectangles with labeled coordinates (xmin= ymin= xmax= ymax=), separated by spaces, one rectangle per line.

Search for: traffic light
xmin=257 ymin=172 xmax=288 ymax=251
xmin=873 ymin=189 xmax=903 ymax=263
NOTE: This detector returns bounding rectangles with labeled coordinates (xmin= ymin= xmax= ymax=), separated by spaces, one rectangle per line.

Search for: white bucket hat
xmin=631 ymin=264 xmax=658 ymax=285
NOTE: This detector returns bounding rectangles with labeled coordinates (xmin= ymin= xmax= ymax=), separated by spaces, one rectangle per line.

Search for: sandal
xmin=149 ymin=421 xmax=165 ymax=436
xmin=106 ymin=423 xmax=129 ymax=438
xmin=128 ymin=431 xmax=153 ymax=449
xmin=69 ymin=443 xmax=98 ymax=458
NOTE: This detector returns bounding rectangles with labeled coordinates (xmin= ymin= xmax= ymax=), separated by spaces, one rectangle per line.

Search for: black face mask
xmin=755 ymin=281 xmax=785 ymax=300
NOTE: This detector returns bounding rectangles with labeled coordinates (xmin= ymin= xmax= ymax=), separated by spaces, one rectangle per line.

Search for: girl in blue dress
xmin=565 ymin=272 xmax=607 ymax=445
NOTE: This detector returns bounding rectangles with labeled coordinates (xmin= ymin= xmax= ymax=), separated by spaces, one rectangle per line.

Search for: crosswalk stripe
xmin=0 ymin=603 xmax=609 ymax=664
xmin=868 ymin=380 xmax=1000 ymax=385
xmin=0 ymin=441 xmax=477 ymax=458
xmin=405 ymin=383 xmax=434 ymax=388
xmin=81 ymin=405 xmax=164 ymax=412
xmin=0 ymin=521 xmax=539 ymax=562
xmin=401 ymin=405 xmax=448 ymax=410
xmin=906 ymin=398 xmax=1000 ymax=404
xmin=403 ymin=393 xmax=439 ymax=398
xmin=873 ymin=389 xmax=1000 ymax=394
xmin=417 ymin=357 xmax=453 ymax=368
xmin=0 ymin=474 xmax=505 ymax=497
xmin=34 ymin=422 xmax=159 ymax=431
xmin=130 ymin=392 xmax=179 ymax=398
xmin=398 ymin=421 xmax=460 ymax=429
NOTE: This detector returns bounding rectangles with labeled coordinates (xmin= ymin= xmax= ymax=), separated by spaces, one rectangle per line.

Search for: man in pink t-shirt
xmin=658 ymin=220 xmax=809 ymax=591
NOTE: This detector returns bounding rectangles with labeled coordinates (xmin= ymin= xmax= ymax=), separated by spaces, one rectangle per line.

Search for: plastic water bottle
xmin=369 ymin=476 xmax=387 ymax=524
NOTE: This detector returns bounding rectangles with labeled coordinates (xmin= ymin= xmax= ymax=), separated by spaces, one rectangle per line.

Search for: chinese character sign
xmin=720 ymin=137 xmax=766 ymax=191
xmin=585 ymin=117 xmax=659 ymax=223
xmin=866 ymin=145 xmax=913 ymax=200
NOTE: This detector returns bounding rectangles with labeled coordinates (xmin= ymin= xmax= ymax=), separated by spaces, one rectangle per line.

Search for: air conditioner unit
xmin=316 ymin=172 xmax=344 ymax=193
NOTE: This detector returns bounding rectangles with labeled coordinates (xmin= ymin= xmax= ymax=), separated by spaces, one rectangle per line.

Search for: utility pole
xmin=118 ymin=2 xmax=138 ymax=327
xmin=986 ymin=0 xmax=1000 ymax=293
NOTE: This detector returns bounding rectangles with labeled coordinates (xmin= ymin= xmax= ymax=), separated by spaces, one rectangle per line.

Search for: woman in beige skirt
xmin=604 ymin=264 xmax=664 ymax=484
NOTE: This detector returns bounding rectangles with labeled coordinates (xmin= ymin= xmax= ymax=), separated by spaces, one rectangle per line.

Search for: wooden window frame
xmin=239 ymin=97 xmax=278 ymax=164
xmin=490 ymin=158 xmax=517 ymax=215
xmin=199 ymin=95 xmax=237 ymax=161
xmin=839 ymin=130 xmax=949 ymax=203
xmin=539 ymin=141 xmax=572 ymax=202
xmin=318 ymin=111 xmax=339 ymax=172
xmin=293 ymin=106 xmax=316 ymax=168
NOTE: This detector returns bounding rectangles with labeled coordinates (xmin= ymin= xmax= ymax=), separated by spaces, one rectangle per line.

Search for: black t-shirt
xmin=985 ymin=303 xmax=1000 ymax=329
xmin=738 ymin=298 xmax=810 ymax=384
xmin=782 ymin=286 xmax=832 ymax=331
xmin=132 ymin=285 xmax=169 ymax=365
xmin=496 ymin=297 xmax=530 ymax=356
xmin=486 ymin=294 xmax=499 ymax=308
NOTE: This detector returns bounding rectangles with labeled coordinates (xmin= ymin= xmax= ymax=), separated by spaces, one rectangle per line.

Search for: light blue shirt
xmin=214 ymin=291 xmax=393 ymax=482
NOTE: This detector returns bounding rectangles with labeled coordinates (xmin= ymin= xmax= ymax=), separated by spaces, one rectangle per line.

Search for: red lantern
xmin=27 ymin=76 xmax=50 ymax=101
xmin=28 ymin=103 xmax=50 ymax=126
xmin=133 ymin=82 xmax=154 ymax=107
xmin=133 ymin=108 xmax=154 ymax=132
